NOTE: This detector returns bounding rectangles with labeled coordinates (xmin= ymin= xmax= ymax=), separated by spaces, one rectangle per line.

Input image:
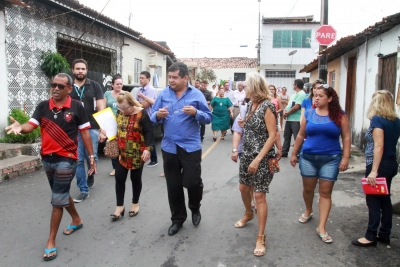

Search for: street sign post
xmin=315 ymin=25 xmax=337 ymax=46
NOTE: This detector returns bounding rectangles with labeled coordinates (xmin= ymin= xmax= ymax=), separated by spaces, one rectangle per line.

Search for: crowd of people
xmin=4 ymin=60 xmax=400 ymax=261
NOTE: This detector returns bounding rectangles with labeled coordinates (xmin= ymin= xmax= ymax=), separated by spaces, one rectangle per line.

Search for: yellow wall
xmin=309 ymin=57 xmax=341 ymax=93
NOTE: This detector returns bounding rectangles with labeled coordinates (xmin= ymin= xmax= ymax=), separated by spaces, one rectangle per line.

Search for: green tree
xmin=196 ymin=68 xmax=217 ymax=84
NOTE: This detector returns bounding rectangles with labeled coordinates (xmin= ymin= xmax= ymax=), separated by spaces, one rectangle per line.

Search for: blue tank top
xmin=302 ymin=109 xmax=342 ymax=155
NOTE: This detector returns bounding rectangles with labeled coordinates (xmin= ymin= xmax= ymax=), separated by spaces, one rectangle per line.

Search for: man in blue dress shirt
xmin=151 ymin=62 xmax=212 ymax=236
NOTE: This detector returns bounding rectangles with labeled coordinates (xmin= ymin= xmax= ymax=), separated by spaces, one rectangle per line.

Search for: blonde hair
xmin=366 ymin=90 xmax=397 ymax=121
xmin=245 ymin=72 xmax=271 ymax=103
xmin=116 ymin=92 xmax=142 ymax=108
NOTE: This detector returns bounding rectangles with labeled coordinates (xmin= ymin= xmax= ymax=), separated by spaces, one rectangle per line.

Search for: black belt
xmin=42 ymin=153 xmax=72 ymax=160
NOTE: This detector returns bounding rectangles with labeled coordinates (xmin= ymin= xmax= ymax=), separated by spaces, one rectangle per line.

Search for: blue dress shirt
xmin=151 ymin=85 xmax=212 ymax=154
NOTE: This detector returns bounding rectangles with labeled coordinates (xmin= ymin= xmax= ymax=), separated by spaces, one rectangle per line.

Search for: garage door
xmin=265 ymin=70 xmax=296 ymax=95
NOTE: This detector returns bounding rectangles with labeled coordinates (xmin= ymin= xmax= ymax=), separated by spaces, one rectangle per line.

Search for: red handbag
xmin=361 ymin=178 xmax=389 ymax=195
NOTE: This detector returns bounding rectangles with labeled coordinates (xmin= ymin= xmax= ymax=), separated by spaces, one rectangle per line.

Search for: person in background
xmin=211 ymin=84 xmax=218 ymax=98
xmin=352 ymin=90 xmax=400 ymax=247
xmin=5 ymin=73 xmax=96 ymax=261
xmin=279 ymin=87 xmax=289 ymax=132
xmin=194 ymin=79 xmax=201 ymax=90
xmin=69 ymin=59 xmax=105 ymax=203
xmin=222 ymin=81 xmax=235 ymax=133
xmin=210 ymin=89 xmax=233 ymax=141
xmin=290 ymin=84 xmax=350 ymax=244
xmin=199 ymin=80 xmax=212 ymax=142
xmin=281 ymin=79 xmax=307 ymax=157
xmin=101 ymin=92 xmax=153 ymax=221
xmin=103 ymin=75 xmax=123 ymax=176
xmin=232 ymin=81 xmax=246 ymax=120
xmin=151 ymin=62 xmax=212 ymax=236
xmin=300 ymin=79 xmax=325 ymax=123
xmin=304 ymin=82 xmax=312 ymax=97
xmin=135 ymin=71 xmax=158 ymax=167
xmin=269 ymin=85 xmax=283 ymax=120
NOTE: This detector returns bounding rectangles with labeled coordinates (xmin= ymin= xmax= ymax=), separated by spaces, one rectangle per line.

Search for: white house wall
xmin=262 ymin=64 xmax=310 ymax=96
xmin=4 ymin=1 xmax=123 ymax=119
xmin=122 ymin=37 xmax=167 ymax=88
xmin=0 ymin=11 xmax=7 ymax=137
xmin=211 ymin=68 xmax=257 ymax=88
xmin=338 ymin=25 xmax=400 ymax=149
xmin=261 ymin=23 xmax=320 ymax=66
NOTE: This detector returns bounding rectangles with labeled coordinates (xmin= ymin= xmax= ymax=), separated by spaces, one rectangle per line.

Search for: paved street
xmin=0 ymin=131 xmax=399 ymax=267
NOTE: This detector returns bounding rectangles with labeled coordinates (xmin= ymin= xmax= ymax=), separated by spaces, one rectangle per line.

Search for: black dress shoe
xmin=351 ymin=239 xmax=377 ymax=247
xmin=192 ymin=212 xmax=201 ymax=226
xmin=376 ymin=236 xmax=390 ymax=244
xmin=168 ymin=224 xmax=182 ymax=236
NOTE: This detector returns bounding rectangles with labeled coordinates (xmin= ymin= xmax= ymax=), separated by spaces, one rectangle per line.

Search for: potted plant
xmin=40 ymin=50 xmax=70 ymax=78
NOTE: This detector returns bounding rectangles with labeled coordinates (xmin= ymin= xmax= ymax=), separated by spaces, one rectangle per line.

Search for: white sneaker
xmin=110 ymin=169 xmax=115 ymax=176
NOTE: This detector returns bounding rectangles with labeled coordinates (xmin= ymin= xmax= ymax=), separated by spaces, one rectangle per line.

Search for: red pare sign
xmin=315 ymin=25 xmax=337 ymax=46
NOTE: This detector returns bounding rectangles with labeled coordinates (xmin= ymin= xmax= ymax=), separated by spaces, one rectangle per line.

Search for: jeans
xmin=282 ymin=121 xmax=301 ymax=154
xmin=43 ymin=156 xmax=77 ymax=207
xmin=76 ymin=129 xmax=99 ymax=194
xmin=364 ymin=157 xmax=397 ymax=241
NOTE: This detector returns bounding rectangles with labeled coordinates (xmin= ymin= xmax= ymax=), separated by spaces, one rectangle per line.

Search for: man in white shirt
xmin=223 ymin=81 xmax=235 ymax=133
xmin=232 ymin=81 xmax=246 ymax=119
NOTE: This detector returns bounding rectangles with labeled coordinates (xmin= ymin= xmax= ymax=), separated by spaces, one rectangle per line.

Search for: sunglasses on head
xmin=50 ymin=83 xmax=68 ymax=90
xmin=317 ymin=84 xmax=330 ymax=89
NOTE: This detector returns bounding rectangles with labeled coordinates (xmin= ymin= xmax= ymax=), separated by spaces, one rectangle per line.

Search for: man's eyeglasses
xmin=50 ymin=83 xmax=68 ymax=90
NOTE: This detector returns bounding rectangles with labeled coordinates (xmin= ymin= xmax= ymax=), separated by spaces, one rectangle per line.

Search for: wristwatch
xmin=232 ymin=149 xmax=238 ymax=153
xmin=89 ymin=155 xmax=95 ymax=158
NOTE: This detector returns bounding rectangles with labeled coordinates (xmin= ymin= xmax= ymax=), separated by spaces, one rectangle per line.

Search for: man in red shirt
xmin=5 ymin=73 xmax=96 ymax=261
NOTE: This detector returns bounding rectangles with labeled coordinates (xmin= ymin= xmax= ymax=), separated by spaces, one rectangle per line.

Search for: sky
xmin=78 ymin=0 xmax=400 ymax=59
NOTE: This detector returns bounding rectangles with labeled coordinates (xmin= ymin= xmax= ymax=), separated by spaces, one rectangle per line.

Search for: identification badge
xmin=93 ymin=97 xmax=97 ymax=110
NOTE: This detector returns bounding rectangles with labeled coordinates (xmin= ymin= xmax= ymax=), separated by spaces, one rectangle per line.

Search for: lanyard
xmin=74 ymin=85 xmax=85 ymax=100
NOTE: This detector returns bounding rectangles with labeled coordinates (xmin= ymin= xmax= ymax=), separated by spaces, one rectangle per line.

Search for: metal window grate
xmin=265 ymin=70 xmax=296 ymax=78
xmin=57 ymin=33 xmax=117 ymax=74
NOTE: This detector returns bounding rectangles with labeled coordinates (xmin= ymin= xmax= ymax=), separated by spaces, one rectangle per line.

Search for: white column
xmin=0 ymin=10 xmax=8 ymax=138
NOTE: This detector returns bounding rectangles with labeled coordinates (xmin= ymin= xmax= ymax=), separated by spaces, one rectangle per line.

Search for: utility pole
xmin=257 ymin=0 xmax=261 ymax=74
xmin=318 ymin=0 xmax=328 ymax=82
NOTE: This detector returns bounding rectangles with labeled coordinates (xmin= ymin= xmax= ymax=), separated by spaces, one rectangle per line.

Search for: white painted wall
xmin=260 ymin=23 xmax=320 ymax=65
xmin=261 ymin=64 xmax=310 ymax=96
xmin=207 ymin=68 xmax=257 ymax=89
xmin=338 ymin=25 xmax=400 ymax=147
xmin=121 ymin=37 xmax=167 ymax=88
xmin=0 ymin=11 xmax=8 ymax=138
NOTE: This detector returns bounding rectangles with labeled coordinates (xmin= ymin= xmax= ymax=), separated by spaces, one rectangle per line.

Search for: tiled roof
xmin=178 ymin=57 xmax=257 ymax=69
xmin=300 ymin=12 xmax=400 ymax=73
xmin=37 ymin=0 xmax=175 ymax=57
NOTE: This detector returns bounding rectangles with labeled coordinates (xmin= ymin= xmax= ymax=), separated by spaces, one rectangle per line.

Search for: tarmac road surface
xmin=0 ymin=130 xmax=399 ymax=266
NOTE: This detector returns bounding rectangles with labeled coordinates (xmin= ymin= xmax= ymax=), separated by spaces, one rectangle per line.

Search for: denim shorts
xmin=299 ymin=153 xmax=341 ymax=181
xmin=42 ymin=156 xmax=77 ymax=207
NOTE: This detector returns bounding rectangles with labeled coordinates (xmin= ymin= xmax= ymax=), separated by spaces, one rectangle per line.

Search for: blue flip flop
xmin=44 ymin=247 xmax=57 ymax=261
xmin=63 ymin=223 xmax=83 ymax=235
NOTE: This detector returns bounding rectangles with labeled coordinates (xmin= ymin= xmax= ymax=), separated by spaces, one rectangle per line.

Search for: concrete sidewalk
xmin=346 ymin=148 xmax=400 ymax=213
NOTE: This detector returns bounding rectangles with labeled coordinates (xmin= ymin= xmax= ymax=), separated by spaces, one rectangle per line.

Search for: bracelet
xmin=89 ymin=155 xmax=95 ymax=158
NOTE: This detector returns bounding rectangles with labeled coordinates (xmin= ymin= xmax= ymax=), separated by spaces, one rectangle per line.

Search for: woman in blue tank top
xmin=352 ymin=90 xmax=400 ymax=247
xmin=290 ymin=84 xmax=351 ymax=244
